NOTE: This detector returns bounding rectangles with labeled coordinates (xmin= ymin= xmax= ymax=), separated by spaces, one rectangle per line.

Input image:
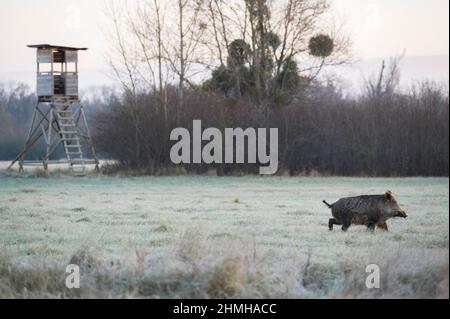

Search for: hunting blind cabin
xmin=9 ymin=45 xmax=99 ymax=175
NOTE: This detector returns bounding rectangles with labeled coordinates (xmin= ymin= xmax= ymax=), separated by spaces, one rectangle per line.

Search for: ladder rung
xmin=67 ymin=152 xmax=82 ymax=155
xmin=61 ymin=131 xmax=78 ymax=134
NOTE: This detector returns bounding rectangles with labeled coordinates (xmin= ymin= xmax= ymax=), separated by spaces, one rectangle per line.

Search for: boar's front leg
xmin=377 ymin=222 xmax=389 ymax=231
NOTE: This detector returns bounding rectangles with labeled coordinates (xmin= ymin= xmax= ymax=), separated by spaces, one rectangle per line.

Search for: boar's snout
xmin=397 ymin=211 xmax=408 ymax=218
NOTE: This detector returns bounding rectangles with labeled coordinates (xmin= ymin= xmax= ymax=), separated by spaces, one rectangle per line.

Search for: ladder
xmin=55 ymin=109 xmax=86 ymax=176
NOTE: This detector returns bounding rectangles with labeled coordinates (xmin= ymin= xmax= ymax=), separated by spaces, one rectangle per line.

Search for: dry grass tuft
xmin=69 ymin=247 xmax=103 ymax=271
xmin=206 ymin=257 xmax=241 ymax=298
xmin=0 ymin=244 xmax=448 ymax=299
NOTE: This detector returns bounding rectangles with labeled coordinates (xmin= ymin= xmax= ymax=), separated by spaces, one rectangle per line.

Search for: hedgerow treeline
xmin=0 ymin=68 xmax=448 ymax=176
xmin=0 ymin=84 xmax=40 ymax=160
xmin=92 ymin=72 xmax=449 ymax=176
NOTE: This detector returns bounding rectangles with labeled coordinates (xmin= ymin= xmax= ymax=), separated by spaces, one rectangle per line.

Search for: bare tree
xmin=132 ymin=0 xmax=170 ymax=122
xmin=161 ymin=0 xmax=207 ymax=121
xmin=366 ymin=55 xmax=403 ymax=99
xmin=201 ymin=0 xmax=350 ymax=107
xmin=103 ymin=0 xmax=172 ymax=167
xmin=103 ymin=1 xmax=143 ymax=165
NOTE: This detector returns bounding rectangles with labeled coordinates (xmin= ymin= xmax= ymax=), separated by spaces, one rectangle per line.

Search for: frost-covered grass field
xmin=0 ymin=172 xmax=448 ymax=298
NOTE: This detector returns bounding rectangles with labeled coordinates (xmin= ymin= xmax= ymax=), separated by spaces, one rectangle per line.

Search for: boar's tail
xmin=323 ymin=200 xmax=333 ymax=209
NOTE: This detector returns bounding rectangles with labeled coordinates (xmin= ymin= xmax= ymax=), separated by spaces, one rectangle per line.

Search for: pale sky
xmin=333 ymin=0 xmax=449 ymax=58
xmin=0 ymin=0 xmax=448 ymax=86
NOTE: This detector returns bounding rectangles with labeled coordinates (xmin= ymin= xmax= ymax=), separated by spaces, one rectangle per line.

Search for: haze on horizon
xmin=0 ymin=0 xmax=448 ymax=90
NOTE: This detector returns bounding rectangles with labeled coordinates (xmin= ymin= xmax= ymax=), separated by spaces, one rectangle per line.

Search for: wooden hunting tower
xmin=9 ymin=45 xmax=99 ymax=175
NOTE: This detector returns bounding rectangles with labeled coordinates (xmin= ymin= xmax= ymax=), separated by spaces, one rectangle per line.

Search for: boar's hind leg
xmin=341 ymin=221 xmax=351 ymax=232
xmin=366 ymin=222 xmax=376 ymax=232
xmin=341 ymin=214 xmax=352 ymax=232
xmin=329 ymin=218 xmax=340 ymax=231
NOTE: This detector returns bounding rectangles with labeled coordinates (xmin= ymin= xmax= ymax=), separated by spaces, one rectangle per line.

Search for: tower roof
xmin=27 ymin=44 xmax=88 ymax=51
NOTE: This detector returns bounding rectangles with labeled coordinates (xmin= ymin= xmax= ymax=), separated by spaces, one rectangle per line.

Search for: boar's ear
xmin=385 ymin=190 xmax=393 ymax=200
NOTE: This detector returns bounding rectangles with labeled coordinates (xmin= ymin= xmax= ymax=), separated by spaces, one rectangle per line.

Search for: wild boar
xmin=323 ymin=191 xmax=408 ymax=232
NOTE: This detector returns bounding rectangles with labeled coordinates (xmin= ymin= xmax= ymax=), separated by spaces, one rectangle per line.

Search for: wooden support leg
xmin=79 ymin=103 xmax=100 ymax=172
xmin=43 ymin=106 xmax=55 ymax=172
